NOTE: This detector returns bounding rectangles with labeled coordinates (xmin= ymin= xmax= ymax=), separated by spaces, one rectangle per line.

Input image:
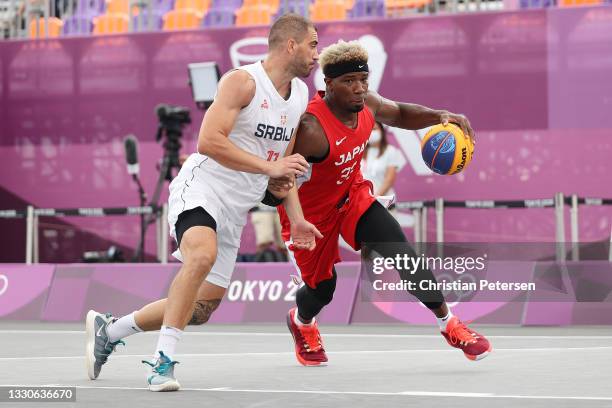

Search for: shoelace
xmin=142 ymin=351 xmax=179 ymax=375
xmin=448 ymin=320 xmax=478 ymax=346
xmin=299 ymin=325 xmax=323 ymax=352
xmin=98 ymin=339 xmax=124 ymax=364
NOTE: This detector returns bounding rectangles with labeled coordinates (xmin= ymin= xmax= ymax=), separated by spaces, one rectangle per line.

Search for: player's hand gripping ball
xmin=421 ymin=123 xmax=474 ymax=175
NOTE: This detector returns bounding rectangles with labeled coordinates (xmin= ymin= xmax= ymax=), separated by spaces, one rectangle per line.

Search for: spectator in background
xmin=251 ymin=204 xmax=287 ymax=262
xmin=361 ymin=121 xmax=406 ymax=209
xmin=0 ymin=0 xmax=24 ymax=38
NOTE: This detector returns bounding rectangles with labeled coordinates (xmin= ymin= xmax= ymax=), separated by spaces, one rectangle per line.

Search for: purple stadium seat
xmin=62 ymin=15 xmax=93 ymax=35
xmin=154 ymin=0 xmax=175 ymax=13
xmin=348 ymin=0 xmax=385 ymax=18
xmin=202 ymin=8 xmax=235 ymax=26
xmin=210 ymin=0 xmax=243 ymax=9
xmin=76 ymin=0 xmax=105 ymax=17
xmin=274 ymin=1 xmax=309 ymax=17
xmin=519 ymin=0 xmax=556 ymax=7
xmin=132 ymin=10 xmax=164 ymax=31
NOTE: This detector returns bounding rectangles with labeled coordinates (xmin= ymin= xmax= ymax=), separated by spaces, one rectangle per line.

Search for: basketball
xmin=421 ymin=123 xmax=474 ymax=175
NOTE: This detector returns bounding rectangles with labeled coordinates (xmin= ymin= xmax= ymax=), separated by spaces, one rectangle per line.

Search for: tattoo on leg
xmin=188 ymin=299 xmax=222 ymax=325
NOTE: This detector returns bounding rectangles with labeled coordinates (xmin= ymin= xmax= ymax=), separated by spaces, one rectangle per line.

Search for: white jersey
xmin=169 ymin=61 xmax=309 ymax=228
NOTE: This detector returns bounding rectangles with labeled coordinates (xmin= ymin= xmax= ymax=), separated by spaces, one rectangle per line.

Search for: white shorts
xmin=168 ymin=175 xmax=243 ymax=289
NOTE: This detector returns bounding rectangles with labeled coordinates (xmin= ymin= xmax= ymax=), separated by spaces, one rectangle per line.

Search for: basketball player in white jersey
xmin=85 ymin=14 xmax=320 ymax=391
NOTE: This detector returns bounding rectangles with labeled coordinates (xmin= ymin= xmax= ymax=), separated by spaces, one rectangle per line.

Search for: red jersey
xmin=290 ymin=91 xmax=375 ymax=224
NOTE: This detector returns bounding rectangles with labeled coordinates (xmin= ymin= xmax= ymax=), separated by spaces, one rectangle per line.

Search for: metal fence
xmin=1 ymin=192 xmax=611 ymax=264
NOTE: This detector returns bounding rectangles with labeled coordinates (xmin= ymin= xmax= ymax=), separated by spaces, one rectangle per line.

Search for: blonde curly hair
xmin=319 ymin=40 xmax=368 ymax=74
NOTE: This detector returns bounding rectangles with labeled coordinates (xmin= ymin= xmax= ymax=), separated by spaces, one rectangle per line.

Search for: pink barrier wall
xmin=1 ymin=262 xmax=611 ymax=325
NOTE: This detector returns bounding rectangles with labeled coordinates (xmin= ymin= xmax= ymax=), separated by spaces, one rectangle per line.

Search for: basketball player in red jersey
xmin=273 ymin=40 xmax=491 ymax=366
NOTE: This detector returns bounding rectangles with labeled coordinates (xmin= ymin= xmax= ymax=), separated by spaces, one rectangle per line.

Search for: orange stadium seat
xmin=106 ymin=0 xmax=127 ymax=13
xmin=313 ymin=0 xmax=354 ymax=9
xmin=310 ymin=1 xmax=347 ymax=21
xmin=29 ymin=17 xmax=64 ymax=38
xmin=559 ymin=0 xmax=601 ymax=6
xmin=235 ymin=5 xmax=273 ymax=26
xmin=93 ymin=13 xmax=129 ymax=34
xmin=242 ymin=0 xmax=280 ymax=13
xmin=162 ymin=9 xmax=202 ymax=30
xmin=386 ymin=0 xmax=430 ymax=13
xmin=174 ymin=0 xmax=210 ymax=16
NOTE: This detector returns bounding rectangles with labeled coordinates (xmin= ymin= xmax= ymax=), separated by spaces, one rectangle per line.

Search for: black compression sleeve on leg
xmin=295 ymin=269 xmax=337 ymax=321
xmin=355 ymin=201 xmax=444 ymax=310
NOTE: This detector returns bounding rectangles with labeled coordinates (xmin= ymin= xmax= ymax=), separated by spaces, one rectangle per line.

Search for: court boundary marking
xmin=1 ymin=384 xmax=611 ymax=402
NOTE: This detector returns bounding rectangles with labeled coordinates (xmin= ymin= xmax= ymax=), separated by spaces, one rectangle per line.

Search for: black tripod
xmin=132 ymin=104 xmax=191 ymax=262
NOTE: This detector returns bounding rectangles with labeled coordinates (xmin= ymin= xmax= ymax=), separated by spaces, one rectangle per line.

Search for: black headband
xmin=323 ymin=60 xmax=369 ymax=78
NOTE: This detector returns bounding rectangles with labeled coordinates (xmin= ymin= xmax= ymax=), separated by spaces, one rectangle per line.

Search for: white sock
xmin=154 ymin=326 xmax=182 ymax=361
xmin=436 ymin=310 xmax=454 ymax=332
xmin=106 ymin=312 xmax=142 ymax=343
xmin=294 ymin=308 xmax=314 ymax=326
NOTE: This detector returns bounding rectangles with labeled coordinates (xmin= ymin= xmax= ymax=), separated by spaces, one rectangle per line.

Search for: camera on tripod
xmin=156 ymin=104 xmax=191 ymax=129
xmin=155 ymin=104 xmax=191 ymax=181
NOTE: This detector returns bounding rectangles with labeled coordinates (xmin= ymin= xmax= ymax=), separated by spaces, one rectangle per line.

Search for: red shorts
xmin=281 ymin=180 xmax=376 ymax=288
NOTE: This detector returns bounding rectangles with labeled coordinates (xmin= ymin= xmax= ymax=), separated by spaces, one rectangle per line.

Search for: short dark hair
xmin=268 ymin=13 xmax=313 ymax=50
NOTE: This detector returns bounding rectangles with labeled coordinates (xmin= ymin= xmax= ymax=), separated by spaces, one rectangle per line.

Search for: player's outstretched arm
xmin=365 ymin=90 xmax=475 ymax=141
xmin=197 ymin=70 xmax=309 ymax=178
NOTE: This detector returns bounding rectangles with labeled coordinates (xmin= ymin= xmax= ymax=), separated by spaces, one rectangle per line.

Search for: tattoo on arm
xmin=188 ymin=299 xmax=222 ymax=325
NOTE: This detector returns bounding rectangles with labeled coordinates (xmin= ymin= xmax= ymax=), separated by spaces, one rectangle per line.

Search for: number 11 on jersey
xmin=266 ymin=150 xmax=280 ymax=161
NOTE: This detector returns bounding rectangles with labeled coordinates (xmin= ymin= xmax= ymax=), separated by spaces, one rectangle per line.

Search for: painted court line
xmin=1 ymin=346 xmax=611 ymax=361
xmin=1 ymin=384 xmax=611 ymax=401
xmin=1 ymin=330 xmax=611 ymax=340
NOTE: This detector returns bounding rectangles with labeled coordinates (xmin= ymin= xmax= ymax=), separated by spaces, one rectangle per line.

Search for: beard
xmin=298 ymin=65 xmax=313 ymax=78
xmin=348 ymin=103 xmax=364 ymax=113
xmin=292 ymin=60 xmax=312 ymax=78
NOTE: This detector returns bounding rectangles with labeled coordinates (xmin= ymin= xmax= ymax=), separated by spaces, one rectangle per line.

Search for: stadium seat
xmin=235 ymin=5 xmax=273 ymax=26
xmin=242 ymin=0 xmax=280 ymax=13
xmin=386 ymin=0 xmax=430 ymax=13
xmin=174 ymin=0 xmax=210 ymax=16
xmin=274 ymin=1 xmax=309 ymax=17
xmin=132 ymin=10 xmax=164 ymax=31
xmin=310 ymin=1 xmax=348 ymax=21
xmin=162 ymin=8 xmax=202 ymax=30
xmin=62 ymin=15 xmax=94 ymax=35
xmin=29 ymin=17 xmax=64 ymax=38
xmin=210 ymin=0 xmax=243 ymax=7
xmin=76 ymin=0 xmax=106 ymax=17
xmin=202 ymin=8 xmax=235 ymax=26
xmin=559 ymin=0 xmax=602 ymax=6
xmin=93 ymin=13 xmax=129 ymax=34
xmin=348 ymin=0 xmax=386 ymax=18
xmin=106 ymin=0 xmax=127 ymax=13
xmin=155 ymin=0 xmax=176 ymax=13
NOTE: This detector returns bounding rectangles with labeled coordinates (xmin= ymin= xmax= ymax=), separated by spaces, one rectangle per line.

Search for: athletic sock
xmin=437 ymin=310 xmax=454 ymax=332
xmin=106 ymin=312 xmax=143 ymax=343
xmin=154 ymin=326 xmax=183 ymax=361
xmin=294 ymin=308 xmax=314 ymax=326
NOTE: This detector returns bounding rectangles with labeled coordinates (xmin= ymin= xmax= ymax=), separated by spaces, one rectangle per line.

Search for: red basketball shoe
xmin=286 ymin=308 xmax=328 ymax=366
xmin=441 ymin=316 xmax=492 ymax=361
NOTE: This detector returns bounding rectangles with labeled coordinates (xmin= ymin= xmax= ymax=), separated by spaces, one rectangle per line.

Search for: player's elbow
xmin=197 ymin=134 xmax=222 ymax=157
xmin=197 ymin=141 xmax=210 ymax=156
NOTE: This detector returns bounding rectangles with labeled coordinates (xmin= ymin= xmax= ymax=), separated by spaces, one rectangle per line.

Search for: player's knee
xmin=185 ymin=251 xmax=216 ymax=277
xmin=188 ymin=299 xmax=222 ymax=325
xmin=316 ymin=287 xmax=334 ymax=305
xmin=312 ymin=275 xmax=336 ymax=306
